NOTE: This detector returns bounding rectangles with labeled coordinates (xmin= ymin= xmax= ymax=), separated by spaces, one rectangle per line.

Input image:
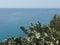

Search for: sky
xmin=0 ymin=0 xmax=60 ymax=8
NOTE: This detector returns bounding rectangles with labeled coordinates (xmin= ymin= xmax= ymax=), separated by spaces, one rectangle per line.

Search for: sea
xmin=0 ymin=8 xmax=60 ymax=42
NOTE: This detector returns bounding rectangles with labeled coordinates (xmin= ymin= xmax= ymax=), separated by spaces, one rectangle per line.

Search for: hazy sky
xmin=0 ymin=0 xmax=60 ymax=8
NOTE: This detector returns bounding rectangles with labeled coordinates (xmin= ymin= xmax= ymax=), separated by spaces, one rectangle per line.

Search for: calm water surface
xmin=0 ymin=8 xmax=60 ymax=41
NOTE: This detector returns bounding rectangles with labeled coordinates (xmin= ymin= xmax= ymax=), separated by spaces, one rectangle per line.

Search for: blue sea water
xmin=0 ymin=8 xmax=60 ymax=42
